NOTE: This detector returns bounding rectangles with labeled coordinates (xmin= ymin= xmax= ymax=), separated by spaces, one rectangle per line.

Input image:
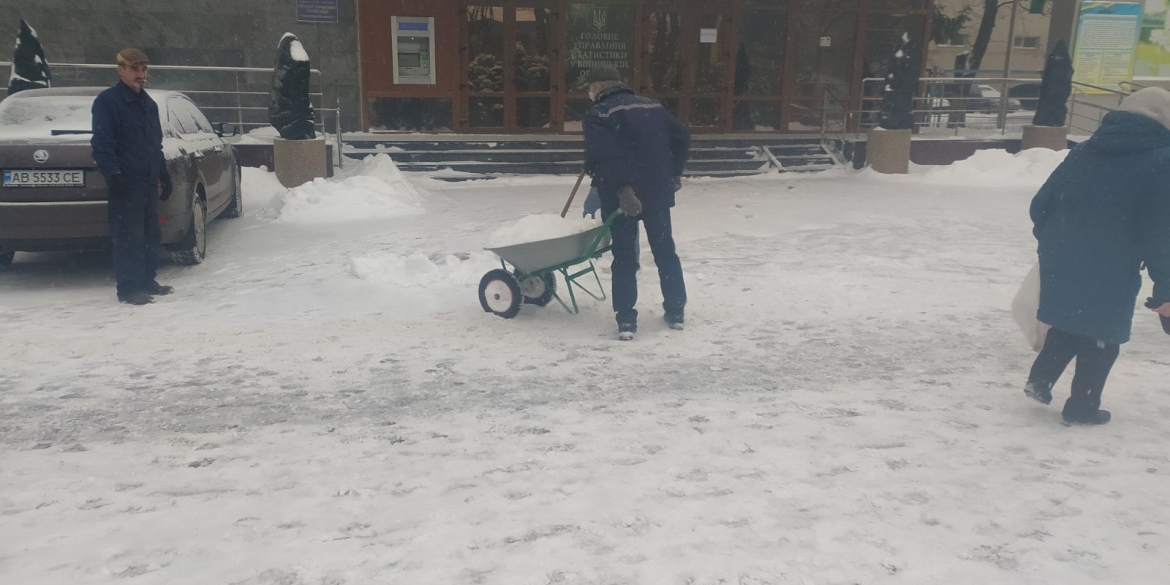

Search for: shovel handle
xmin=561 ymin=168 xmax=588 ymax=218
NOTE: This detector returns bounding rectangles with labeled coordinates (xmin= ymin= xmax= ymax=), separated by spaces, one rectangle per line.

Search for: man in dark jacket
xmin=91 ymin=48 xmax=173 ymax=305
xmin=1024 ymin=87 xmax=1170 ymax=425
xmin=580 ymin=66 xmax=690 ymax=340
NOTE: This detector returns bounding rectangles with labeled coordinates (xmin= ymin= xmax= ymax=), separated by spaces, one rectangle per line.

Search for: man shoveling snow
xmin=579 ymin=65 xmax=691 ymax=340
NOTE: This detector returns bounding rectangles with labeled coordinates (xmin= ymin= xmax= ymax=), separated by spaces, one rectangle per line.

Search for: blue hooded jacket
xmin=1030 ymin=110 xmax=1170 ymax=344
xmin=582 ymin=85 xmax=690 ymax=214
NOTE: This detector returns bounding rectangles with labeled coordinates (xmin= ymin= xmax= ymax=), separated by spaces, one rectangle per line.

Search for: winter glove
xmin=1147 ymin=298 xmax=1170 ymax=334
xmin=159 ymin=172 xmax=173 ymax=201
xmin=107 ymin=173 xmax=127 ymax=197
xmin=673 ymin=176 xmax=683 ymax=193
xmin=617 ymin=185 xmax=642 ymax=217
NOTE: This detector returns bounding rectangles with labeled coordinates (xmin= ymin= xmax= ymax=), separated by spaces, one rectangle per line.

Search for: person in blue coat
xmin=91 ymin=48 xmax=173 ymax=305
xmin=1024 ymin=87 xmax=1170 ymax=425
xmin=580 ymin=66 xmax=690 ymax=340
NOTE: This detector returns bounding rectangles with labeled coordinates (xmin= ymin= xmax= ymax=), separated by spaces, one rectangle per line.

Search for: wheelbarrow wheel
xmin=479 ymin=269 xmax=522 ymax=319
xmin=518 ymin=272 xmax=556 ymax=307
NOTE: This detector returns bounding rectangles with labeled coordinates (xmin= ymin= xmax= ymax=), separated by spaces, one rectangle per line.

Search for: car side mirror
xmin=215 ymin=123 xmax=238 ymax=138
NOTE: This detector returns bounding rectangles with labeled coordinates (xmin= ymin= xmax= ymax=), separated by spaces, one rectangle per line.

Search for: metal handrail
xmin=0 ymin=60 xmax=344 ymax=166
xmin=819 ymin=85 xmax=851 ymax=165
xmin=837 ymin=76 xmax=1136 ymax=141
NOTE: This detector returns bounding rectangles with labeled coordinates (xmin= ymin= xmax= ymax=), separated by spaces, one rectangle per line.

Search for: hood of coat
xmin=1086 ymin=110 xmax=1170 ymax=154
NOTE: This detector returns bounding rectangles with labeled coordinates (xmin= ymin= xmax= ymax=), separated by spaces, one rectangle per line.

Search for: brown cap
xmin=116 ymin=48 xmax=150 ymax=65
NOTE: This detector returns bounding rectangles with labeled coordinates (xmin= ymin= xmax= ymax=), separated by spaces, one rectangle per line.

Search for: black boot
xmin=664 ymin=312 xmax=684 ymax=331
xmin=118 ymin=291 xmax=153 ymax=305
xmin=618 ymin=322 xmax=637 ymax=341
xmin=1024 ymin=380 xmax=1053 ymax=405
xmin=1062 ymin=409 xmax=1112 ymax=426
xmin=144 ymin=280 xmax=174 ymax=296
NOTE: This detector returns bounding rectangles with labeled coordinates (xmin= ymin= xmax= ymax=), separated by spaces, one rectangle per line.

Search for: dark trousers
xmin=610 ymin=206 xmax=686 ymax=326
xmin=1028 ymin=328 xmax=1121 ymax=418
xmin=107 ymin=180 xmax=161 ymax=297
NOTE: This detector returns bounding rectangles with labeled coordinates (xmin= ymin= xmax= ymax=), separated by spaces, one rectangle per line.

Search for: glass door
xmin=785 ymin=8 xmax=858 ymax=132
xmin=641 ymin=4 xmax=731 ymax=132
xmin=461 ymin=2 xmax=560 ymax=132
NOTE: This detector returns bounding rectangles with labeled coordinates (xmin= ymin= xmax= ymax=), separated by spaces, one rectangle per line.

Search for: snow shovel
xmin=560 ymin=168 xmax=588 ymax=218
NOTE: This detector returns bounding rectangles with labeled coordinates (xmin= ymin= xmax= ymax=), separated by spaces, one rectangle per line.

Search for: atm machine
xmin=391 ymin=16 xmax=437 ymax=85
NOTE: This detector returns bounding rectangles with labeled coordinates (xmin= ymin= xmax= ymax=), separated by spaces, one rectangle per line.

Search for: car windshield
xmin=0 ymin=96 xmax=95 ymax=136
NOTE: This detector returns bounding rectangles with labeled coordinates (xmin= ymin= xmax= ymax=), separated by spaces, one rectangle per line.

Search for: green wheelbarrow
xmin=478 ymin=211 xmax=619 ymax=319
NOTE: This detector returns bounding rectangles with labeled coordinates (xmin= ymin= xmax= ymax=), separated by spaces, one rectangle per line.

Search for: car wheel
xmin=172 ymin=192 xmax=207 ymax=265
xmin=0 ymin=251 xmax=13 ymax=270
xmin=220 ymin=164 xmax=243 ymax=219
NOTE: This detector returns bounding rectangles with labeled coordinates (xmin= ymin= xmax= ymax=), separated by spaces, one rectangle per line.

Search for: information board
xmin=297 ymin=0 xmax=339 ymax=24
xmin=1072 ymin=2 xmax=1143 ymax=91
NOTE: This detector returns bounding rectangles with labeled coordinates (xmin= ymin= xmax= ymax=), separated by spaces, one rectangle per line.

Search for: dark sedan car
xmin=0 ymin=87 xmax=243 ymax=267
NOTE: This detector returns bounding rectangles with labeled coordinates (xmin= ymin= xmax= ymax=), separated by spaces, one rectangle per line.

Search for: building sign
xmin=297 ymin=0 xmax=339 ymax=24
xmin=566 ymin=3 xmax=635 ymax=90
xmin=1136 ymin=0 xmax=1170 ymax=79
xmin=1073 ymin=1 xmax=1143 ymax=91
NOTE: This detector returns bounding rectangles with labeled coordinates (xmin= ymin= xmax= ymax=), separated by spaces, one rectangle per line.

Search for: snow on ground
xmin=1 ymin=152 xmax=1169 ymax=585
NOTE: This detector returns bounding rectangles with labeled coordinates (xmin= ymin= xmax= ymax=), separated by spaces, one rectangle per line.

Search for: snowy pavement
xmin=2 ymin=153 xmax=1169 ymax=585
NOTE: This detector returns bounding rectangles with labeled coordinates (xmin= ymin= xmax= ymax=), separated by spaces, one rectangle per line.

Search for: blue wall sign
xmin=297 ymin=0 xmax=339 ymax=24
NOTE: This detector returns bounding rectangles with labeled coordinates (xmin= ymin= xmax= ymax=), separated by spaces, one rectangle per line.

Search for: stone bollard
xmin=273 ymin=137 xmax=328 ymax=188
xmin=866 ymin=128 xmax=912 ymax=174
xmin=1021 ymin=125 xmax=1069 ymax=151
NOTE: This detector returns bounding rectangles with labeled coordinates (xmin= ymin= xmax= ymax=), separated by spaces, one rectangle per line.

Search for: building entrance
xmin=360 ymin=0 xmax=932 ymax=134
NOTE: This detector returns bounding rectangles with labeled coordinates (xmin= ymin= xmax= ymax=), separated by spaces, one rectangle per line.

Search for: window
xmin=185 ymin=100 xmax=215 ymax=133
xmin=1014 ymin=36 xmax=1041 ymax=49
xmin=168 ymin=98 xmax=200 ymax=135
xmin=937 ymin=33 xmax=968 ymax=47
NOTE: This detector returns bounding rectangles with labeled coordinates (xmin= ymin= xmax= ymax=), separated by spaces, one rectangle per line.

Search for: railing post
xmin=235 ymin=72 xmax=244 ymax=133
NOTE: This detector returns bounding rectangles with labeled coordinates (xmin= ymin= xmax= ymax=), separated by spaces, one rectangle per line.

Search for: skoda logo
xmin=33 ymin=150 xmax=50 ymax=164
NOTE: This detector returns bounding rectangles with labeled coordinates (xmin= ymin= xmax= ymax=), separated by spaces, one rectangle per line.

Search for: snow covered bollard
xmin=269 ymin=33 xmax=327 ymax=189
xmin=479 ymin=214 xmax=613 ymax=318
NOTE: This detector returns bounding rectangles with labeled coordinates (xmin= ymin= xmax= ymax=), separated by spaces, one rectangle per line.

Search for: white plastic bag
xmin=1011 ymin=262 xmax=1050 ymax=352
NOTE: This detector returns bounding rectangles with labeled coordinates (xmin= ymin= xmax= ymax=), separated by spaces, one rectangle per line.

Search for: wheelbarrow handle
xmin=560 ymin=168 xmax=588 ymax=219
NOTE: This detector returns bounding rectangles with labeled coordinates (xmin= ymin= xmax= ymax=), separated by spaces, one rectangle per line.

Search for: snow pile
xmin=276 ymin=154 xmax=424 ymax=224
xmin=488 ymin=214 xmax=601 ymax=248
xmin=231 ymin=125 xmax=281 ymax=145
xmin=905 ymin=148 xmax=1069 ymax=187
xmin=348 ymin=251 xmax=500 ymax=288
xmin=240 ymin=166 xmax=286 ymax=213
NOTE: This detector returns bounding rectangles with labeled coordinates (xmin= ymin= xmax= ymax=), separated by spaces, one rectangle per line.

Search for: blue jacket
xmin=1030 ymin=110 xmax=1170 ymax=344
xmin=583 ymin=85 xmax=690 ymax=213
xmin=91 ymin=82 xmax=165 ymax=183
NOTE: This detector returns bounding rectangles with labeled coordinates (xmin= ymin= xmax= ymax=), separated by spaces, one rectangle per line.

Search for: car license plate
xmin=3 ymin=169 xmax=86 ymax=188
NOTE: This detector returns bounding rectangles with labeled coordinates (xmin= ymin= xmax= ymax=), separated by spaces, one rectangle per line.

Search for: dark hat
xmin=577 ymin=65 xmax=623 ymax=90
xmin=116 ymin=48 xmax=150 ymax=65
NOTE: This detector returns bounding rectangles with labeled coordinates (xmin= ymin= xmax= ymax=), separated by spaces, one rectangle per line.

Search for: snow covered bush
xmin=7 ymin=19 xmax=51 ymax=96
xmin=877 ymin=33 xmax=920 ymax=131
xmin=268 ymin=33 xmax=316 ymax=140
xmin=1033 ymin=40 xmax=1073 ymax=128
